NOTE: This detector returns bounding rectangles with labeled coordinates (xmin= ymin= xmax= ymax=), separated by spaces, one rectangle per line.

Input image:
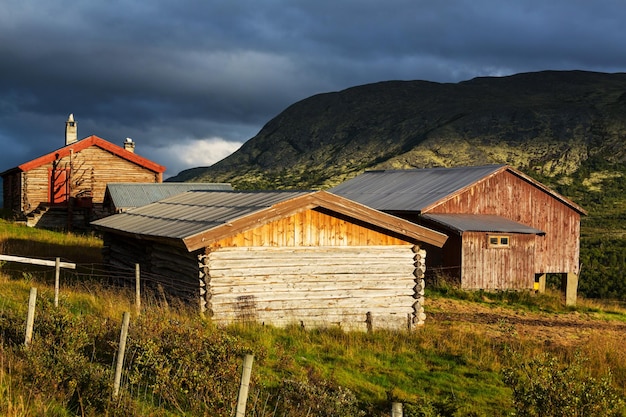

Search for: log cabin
xmin=91 ymin=190 xmax=448 ymax=330
xmin=330 ymin=165 xmax=587 ymax=304
xmin=0 ymin=114 xmax=166 ymax=228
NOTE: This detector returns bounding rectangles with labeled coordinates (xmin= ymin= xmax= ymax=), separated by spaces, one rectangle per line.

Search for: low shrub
xmin=502 ymin=351 xmax=625 ymax=417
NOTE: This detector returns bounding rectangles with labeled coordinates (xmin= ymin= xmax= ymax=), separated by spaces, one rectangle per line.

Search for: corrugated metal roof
xmin=106 ymin=182 xmax=233 ymax=210
xmin=330 ymin=165 xmax=505 ymax=211
xmin=93 ymin=190 xmax=310 ymax=239
xmin=421 ymin=213 xmax=545 ymax=235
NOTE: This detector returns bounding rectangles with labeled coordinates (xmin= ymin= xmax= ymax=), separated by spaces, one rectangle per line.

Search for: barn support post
xmin=536 ymin=273 xmax=547 ymax=293
xmin=564 ymin=273 xmax=578 ymax=306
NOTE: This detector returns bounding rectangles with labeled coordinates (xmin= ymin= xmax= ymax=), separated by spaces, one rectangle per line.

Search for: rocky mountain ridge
xmin=171 ymin=70 xmax=626 ymax=193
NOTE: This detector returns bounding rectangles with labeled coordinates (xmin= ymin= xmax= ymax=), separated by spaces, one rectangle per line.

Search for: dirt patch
xmin=426 ymin=297 xmax=626 ymax=347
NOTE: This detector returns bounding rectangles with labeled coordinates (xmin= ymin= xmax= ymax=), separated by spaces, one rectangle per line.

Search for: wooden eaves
xmin=182 ymin=190 xmax=448 ymax=251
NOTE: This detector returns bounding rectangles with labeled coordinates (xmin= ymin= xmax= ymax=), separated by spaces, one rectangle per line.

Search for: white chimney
xmin=65 ymin=113 xmax=77 ymax=145
xmin=124 ymin=137 xmax=136 ymax=153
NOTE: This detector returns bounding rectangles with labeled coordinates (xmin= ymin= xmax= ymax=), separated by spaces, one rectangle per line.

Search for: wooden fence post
xmin=135 ymin=264 xmax=141 ymax=316
xmin=25 ymin=287 xmax=37 ymax=346
xmin=391 ymin=402 xmax=403 ymax=417
xmin=54 ymin=257 xmax=60 ymax=307
xmin=235 ymin=354 xmax=254 ymax=417
xmin=113 ymin=311 xmax=131 ymax=399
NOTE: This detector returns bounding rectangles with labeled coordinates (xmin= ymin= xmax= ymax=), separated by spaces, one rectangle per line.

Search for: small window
xmin=488 ymin=235 xmax=510 ymax=248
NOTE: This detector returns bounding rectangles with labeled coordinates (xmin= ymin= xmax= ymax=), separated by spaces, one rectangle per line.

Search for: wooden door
xmin=48 ymin=168 xmax=69 ymax=204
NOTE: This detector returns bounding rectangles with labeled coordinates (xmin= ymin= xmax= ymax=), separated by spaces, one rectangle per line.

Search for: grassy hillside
xmin=170 ymin=71 xmax=626 ymax=189
xmin=169 ymin=71 xmax=626 ymax=300
xmin=1 ymin=221 xmax=626 ymax=416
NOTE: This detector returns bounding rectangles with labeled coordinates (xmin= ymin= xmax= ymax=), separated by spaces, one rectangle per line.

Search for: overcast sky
xmin=1 ymin=0 xmax=625 ymax=178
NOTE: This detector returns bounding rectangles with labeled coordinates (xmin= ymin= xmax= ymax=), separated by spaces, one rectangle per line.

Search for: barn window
xmin=488 ymin=235 xmax=510 ymax=248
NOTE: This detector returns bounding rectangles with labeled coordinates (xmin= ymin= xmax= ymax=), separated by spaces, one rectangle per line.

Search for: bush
xmin=124 ymin=311 xmax=256 ymax=416
xmin=502 ymin=351 xmax=625 ymax=417
xmin=271 ymin=378 xmax=365 ymax=417
xmin=19 ymin=298 xmax=117 ymax=415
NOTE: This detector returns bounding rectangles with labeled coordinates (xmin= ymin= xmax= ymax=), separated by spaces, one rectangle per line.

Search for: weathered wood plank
xmin=209 ymin=245 xmax=414 ymax=256
xmin=211 ymin=295 xmax=413 ymax=313
xmin=210 ymin=286 xmax=414 ymax=298
xmin=211 ymin=304 xmax=414 ymax=317
xmin=207 ymin=264 xmax=416 ymax=277
xmin=0 ymin=254 xmax=76 ymax=269
xmin=208 ymin=273 xmax=414 ymax=287
xmin=206 ymin=257 xmax=417 ymax=269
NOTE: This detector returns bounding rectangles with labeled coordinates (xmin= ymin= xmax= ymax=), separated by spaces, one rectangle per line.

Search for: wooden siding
xmin=461 ymin=232 xmax=536 ymax=290
xmin=209 ymin=208 xmax=414 ymax=249
xmin=21 ymin=146 xmax=160 ymax=213
xmin=427 ymin=170 xmax=581 ymax=275
xmin=201 ymin=246 xmax=422 ymax=330
xmin=2 ymin=172 xmax=22 ymax=212
xmin=102 ymin=234 xmax=202 ymax=301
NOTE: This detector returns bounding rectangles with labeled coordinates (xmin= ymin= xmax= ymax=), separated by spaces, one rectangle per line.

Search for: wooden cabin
xmin=91 ymin=190 xmax=447 ymax=330
xmin=1 ymin=115 xmax=165 ymax=228
xmin=330 ymin=165 xmax=587 ymax=304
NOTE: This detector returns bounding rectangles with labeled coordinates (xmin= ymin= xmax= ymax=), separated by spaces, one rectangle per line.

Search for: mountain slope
xmin=171 ymin=70 xmax=626 ymax=190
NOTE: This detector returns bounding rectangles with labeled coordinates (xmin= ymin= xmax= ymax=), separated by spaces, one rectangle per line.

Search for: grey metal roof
xmin=421 ymin=213 xmax=545 ymax=235
xmin=105 ymin=182 xmax=233 ymax=210
xmin=329 ymin=165 xmax=505 ymax=211
xmin=93 ymin=190 xmax=309 ymax=239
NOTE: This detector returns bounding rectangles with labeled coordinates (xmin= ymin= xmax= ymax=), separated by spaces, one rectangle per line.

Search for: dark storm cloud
xmin=1 ymin=0 xmax=625 ymax=177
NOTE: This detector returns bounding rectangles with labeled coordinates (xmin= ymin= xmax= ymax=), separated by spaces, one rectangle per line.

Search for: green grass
xmin=1 ymin=223 xmax=626 ymax=416
xmin=1 ymin=275 xmax=625 ymax=416
xmin=0 ymin=219 xmax=102 ymax=264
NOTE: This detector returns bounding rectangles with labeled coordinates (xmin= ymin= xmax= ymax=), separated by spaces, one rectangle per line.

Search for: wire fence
xmin=0 ymin=256 xmax=202 ymax=308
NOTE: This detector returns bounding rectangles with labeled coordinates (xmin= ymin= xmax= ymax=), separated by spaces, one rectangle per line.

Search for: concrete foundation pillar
xmin=565 ymin=272 xmax=578 ymax=306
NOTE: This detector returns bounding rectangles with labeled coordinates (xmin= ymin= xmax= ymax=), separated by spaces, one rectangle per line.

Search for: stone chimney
xmin=65 ymin=113 xmax=77 ymax=145
xmin=124 ymin=137 xmax=136 ymax=153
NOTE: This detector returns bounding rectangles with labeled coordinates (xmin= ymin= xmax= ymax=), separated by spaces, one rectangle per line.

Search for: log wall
xmin=199 ymin=245 xmax=427 ymax=330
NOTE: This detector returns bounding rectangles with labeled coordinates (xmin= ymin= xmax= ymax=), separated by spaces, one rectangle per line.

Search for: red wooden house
xmin=330 ymin=165 xmax=587 ymax=304
xmin=1 ymin=115 xmax=166 ymax=227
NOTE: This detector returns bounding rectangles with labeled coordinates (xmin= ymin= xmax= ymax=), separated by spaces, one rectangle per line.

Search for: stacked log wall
xmin=202 ymin=245 xmax=420 ymax=330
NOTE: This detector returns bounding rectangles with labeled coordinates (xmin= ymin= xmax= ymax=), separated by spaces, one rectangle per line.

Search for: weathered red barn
xmin=92 ymin=190 xmax=448 ymax=329
xmin=330 ymin=165 xmax=587 ymax=304
xmin=1 ymin=115 xmax=165 ymax=227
